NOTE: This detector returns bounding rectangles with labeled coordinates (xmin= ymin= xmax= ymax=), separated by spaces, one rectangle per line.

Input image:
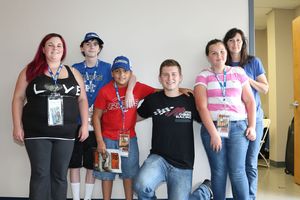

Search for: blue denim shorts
xmin=93 ymin=137 xmax=139 ymax=180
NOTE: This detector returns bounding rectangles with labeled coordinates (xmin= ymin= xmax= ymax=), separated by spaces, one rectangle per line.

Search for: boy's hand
xmin=78 ymin=126 xmax=88 ymax=142
xmin=97 ymin=140 xmax=107 ymax=154
xmin=125 ymin=91 xmax=135 ymax=108
xmin=179 ymin=88 xmax=193 ymax=96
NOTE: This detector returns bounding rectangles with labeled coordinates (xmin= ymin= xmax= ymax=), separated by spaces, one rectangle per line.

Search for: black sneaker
xmin=202 ymin=179 xmax=213 ymax=200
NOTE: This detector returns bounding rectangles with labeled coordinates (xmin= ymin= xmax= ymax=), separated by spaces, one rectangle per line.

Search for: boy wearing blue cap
xmin=69 ymin=33 xmax=136 ymax=200
xmin=92 ymin=56 xmax=156 ymax=200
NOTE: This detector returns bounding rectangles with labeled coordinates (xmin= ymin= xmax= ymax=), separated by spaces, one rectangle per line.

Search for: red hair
xmin=26 ymin=33 xmax=67 ymax=82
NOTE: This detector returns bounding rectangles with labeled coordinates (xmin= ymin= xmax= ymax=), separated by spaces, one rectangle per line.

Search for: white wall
xmin=0 ymin=0 xmax=249 ymax=198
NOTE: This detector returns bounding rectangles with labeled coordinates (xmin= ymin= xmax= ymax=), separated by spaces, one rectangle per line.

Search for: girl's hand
xmin=210 ymin=133 xmax=222 ymax=152
xmin=13 ymin=126 xmax=24 ymax=144
xmin=246 ymin=126 xmax=256 ymax=141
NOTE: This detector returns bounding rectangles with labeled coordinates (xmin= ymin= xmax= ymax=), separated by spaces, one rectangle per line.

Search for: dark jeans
xmin=25 ymin=139 xmax=74 ymax=200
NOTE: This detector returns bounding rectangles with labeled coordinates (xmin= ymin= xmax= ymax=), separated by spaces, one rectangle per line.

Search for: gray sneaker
xmin=202 ymin=179 xmax=213 ymax=200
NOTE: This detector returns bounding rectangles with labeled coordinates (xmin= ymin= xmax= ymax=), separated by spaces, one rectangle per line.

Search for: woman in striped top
xmin=194 ymin=39 xmax=256 ymax=200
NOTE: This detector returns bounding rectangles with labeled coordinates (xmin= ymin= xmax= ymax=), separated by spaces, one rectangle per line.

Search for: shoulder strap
xmin=64 ymin=65 xmax=76 ymax=79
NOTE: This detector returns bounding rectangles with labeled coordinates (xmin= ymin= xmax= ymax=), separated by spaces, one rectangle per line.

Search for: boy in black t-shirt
xmin=133 ymin=59 xmax=213 ymax=200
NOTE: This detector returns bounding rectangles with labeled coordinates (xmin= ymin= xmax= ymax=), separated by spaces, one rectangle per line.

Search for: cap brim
xmin=111 ymin=64 xmax=131 ymax=72
xmin=82 ymin=37 xmax=104 ymax=45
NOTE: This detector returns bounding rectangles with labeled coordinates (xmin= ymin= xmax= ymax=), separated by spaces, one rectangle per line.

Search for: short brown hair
xmin=159 ymin=59 xmax=182 ymax=76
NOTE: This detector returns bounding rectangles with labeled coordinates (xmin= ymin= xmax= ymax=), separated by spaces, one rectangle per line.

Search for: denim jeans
xmin=246 ymin=120 xmax=263 ymax=200
xmin=201 ymin=120 xmax=249 ymax=200
xmin=190 ymin=183 xmax=212 ymax=200
xmin=134 ymin=154 xmax=192 ymax=200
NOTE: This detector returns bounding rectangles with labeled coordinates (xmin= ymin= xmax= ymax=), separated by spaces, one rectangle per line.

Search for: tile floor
xmin=257 ymin=166 xmax=300 ymax=200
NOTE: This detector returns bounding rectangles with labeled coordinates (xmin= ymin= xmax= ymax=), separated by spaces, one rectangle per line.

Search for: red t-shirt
xmin=94 ymin=81 xmax=155 ymax=140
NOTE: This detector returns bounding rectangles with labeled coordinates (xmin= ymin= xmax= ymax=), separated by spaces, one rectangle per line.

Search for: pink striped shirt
xmin=194 ymin=66 xmax=249 ymax=121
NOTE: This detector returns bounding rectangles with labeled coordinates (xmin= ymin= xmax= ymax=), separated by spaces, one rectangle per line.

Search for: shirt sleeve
xmin=194 ymin=69 xmax=209 ymax=88
xmin=137 ymin=94 xmax=152 ymax=119
xmin=254 ymin=57 xmax=266 ymax=78
xmin=135 ymin=82 xmax=156 ymax=100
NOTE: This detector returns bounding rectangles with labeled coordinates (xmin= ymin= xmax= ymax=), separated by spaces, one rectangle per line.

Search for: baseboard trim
xmin=0 ymin=198 xmax=158 ymax=200
xmin=269 ymin=159 xmax=286 ymax=168
xmin=0 ymin=198 xmax=234 ymax=200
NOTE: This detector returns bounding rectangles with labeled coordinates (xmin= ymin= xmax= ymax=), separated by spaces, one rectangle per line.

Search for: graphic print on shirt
xmin=33 ymin=83 xmax=80 ymax=96
xmin=154 ymin=106 xmax=192 ymax=122
xmin=84 ymin=72 xmax=103 ymax=94
xmin=107 ymin=96 xmax=139 ymax=111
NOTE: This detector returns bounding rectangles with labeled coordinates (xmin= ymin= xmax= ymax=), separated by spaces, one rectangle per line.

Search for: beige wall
xmin=0 ymin=0 xmax=249 ymax=198
xmin=255 ymin=29 xmax=269 ymax=117
xmin=266 ymin=9 xmax=295 ymax=163
xmin=256 ymin=8 xmax=300 ymax=164
xmin=295 ymin=6 xmax=300 ymax=16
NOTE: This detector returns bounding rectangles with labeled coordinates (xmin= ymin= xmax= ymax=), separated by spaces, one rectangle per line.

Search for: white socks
xmin=71 ymin=183 xmax=94 ymax=200
xmin=71 ymin=182 xmax=80 ymax=200
xmin=84 ymin=183 xmax=95 ymax=200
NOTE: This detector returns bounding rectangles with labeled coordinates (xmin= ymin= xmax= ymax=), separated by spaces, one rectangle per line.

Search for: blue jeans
xmin=134 ymin=154 xmax=192 ymax=200
xmin=201 ymin=120 xmax=249 ymax=200
xmin=134 ymin=154 xmax=211 ymax=200
xmin=190 ymin=183 xmax=212 ymax=200
xmin=246 ymin=120 xmax=263 ymax=200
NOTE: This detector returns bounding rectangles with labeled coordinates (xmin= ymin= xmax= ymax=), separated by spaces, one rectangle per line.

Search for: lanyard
xmin=48 ymin=64 xmax=63 ymax=86
xmin=84 ymin=60 xmax=99 ymax=95
xmin=214 ymin=68 xmax=227 ymax=98
xmin=114 ymin=82 xmax=126 ymax=131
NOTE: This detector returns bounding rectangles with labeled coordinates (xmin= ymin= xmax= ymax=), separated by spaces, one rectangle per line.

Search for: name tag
xmin=119 ymin=131 xmax=130 ymax=157
xmin=217 ymin=114 xmax=230 ymax=138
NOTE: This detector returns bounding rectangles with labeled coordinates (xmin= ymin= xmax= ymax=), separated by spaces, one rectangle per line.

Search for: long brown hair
xmin=223 ymin=28 xmax=253 ymax=67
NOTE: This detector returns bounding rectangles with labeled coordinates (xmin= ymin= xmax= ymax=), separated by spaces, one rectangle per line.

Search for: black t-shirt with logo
xmin=137 ymin=91 xmax=201 ymax=169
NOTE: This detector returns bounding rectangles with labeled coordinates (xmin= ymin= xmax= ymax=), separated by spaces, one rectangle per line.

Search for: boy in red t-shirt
xmin=92 ymin=56 xmax=156 ymax=200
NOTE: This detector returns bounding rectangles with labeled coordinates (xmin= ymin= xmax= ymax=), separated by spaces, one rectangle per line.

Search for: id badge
xmin=88 ymin=105 xmax=94 ymax=131
xmin=48 ymin=93 xmax=64 ymax=126
xmin=217 ymin=114 xmax=230 ymax=138
xmin=119 ymin=131 xmax=130 ymax=157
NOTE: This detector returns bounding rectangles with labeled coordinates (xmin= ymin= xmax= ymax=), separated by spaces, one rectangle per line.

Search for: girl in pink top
xmin=194 ymin=39 xmax=256 ymax=200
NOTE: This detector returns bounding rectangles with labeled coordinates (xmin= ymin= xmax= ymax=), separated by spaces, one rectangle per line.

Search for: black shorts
xmin=69 ymin=126 xmax=97 ymax=169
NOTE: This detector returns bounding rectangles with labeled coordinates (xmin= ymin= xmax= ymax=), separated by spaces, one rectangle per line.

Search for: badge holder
xmin=119 ymin=130 xmax=130 ymax=157
xmin=217 ymin=114 xmax=230 ymax=138
xmin=48 ymin=93 xmax=64 ymax=126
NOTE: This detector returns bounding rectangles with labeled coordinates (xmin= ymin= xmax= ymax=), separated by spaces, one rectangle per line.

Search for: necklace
xmin=48 ymin=64 xmax=63 ymax=92
xmin=84 ymin=60 xmax=99 ymax=95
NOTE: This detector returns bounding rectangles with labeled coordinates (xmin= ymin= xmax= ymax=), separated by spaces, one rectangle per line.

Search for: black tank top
xmin=22 ymin=66 xmax=80 ymax=139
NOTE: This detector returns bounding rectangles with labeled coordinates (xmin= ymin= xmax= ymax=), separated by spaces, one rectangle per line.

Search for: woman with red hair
xmin=12 ymin=33 xmax=89 ymax=200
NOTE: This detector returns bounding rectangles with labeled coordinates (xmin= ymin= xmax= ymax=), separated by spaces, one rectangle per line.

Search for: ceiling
xmin=254 ymin=0 xmax=300 ymax=29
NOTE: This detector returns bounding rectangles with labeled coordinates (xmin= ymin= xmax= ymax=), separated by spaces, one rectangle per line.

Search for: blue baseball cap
xmin=81 ymin=32 xmax=104 ymax=46
xmin=111 ymin=56 xmax=132 ymax=72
